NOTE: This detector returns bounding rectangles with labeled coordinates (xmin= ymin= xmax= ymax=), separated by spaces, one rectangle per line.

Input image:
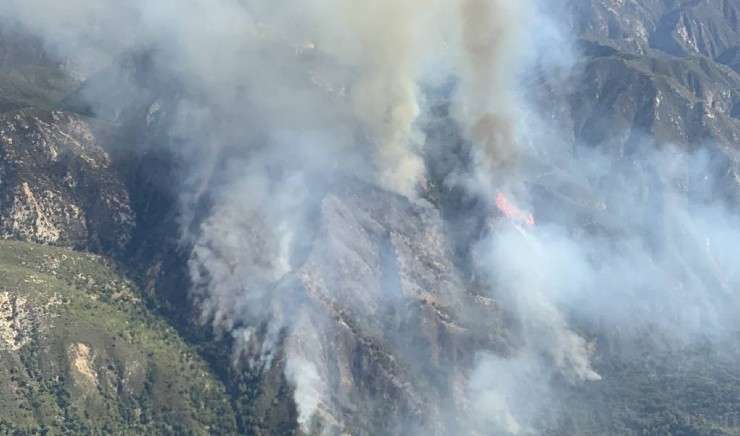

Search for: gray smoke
xmin=466 ymin=142 xmax=740 ymax=433
xmin=444 ymin=0 xmax=740 ymax=433
xmin=4 ymin=0 xmax=740 ymax=434
xmin=0 ymin=0 xmax=452 ymax=430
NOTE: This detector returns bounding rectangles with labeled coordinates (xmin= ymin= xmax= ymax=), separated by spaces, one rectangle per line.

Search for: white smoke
xmin=443 ymin=0 xmax=740 ymax=433
xmin=4 ymin=0 xmax=740 ymax=435
xmin=0 ymin=1 xmax=453 ymax=432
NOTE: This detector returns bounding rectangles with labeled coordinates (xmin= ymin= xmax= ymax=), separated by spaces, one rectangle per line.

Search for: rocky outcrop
xmin=281 ymin=181 xmax=505 ymax=434
xmin=0 ymin=289 xmax=61 ymax=352
xmin=565 ymin=0 xmax=740 ymax=64
xmin=533 ymin=1 xmax=740 ymax=201
xmin=540 ymin=1 xmax=740 ymax=155
xmin=0 ymin=109 xmax=134 ymax=253
xmin=540 ymin=44 xmax=740 ymax=152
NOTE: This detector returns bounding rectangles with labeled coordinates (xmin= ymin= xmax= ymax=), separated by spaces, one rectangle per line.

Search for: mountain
xmin=0 ymin=2 xmax=739 ymax=435
xmin=554 ymin=0 xmax=740 ymax=155
xmin=0 ymin=239 xmax=236 ymax=434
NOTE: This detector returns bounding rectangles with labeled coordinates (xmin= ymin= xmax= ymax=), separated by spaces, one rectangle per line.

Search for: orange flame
xmin=495 ymin=192 xmax=535 ymax=227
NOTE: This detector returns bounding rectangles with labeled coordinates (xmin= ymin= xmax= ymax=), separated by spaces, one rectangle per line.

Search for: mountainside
xmin=0 ymin=109 xmax=132 ymax=251
xmin=566 ymin=0 xmax=740 ymax=61
xmin=0 ymin=240 xmax=236 ymax=435
xmin=555 ymin=0 xmax=740 ymax=154
xmin=0 ymin=1 xmax=739 ymax=435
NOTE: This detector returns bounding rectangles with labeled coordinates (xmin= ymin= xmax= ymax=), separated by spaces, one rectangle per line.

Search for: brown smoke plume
xmin=343 ymin=1 xmax=425 ymax=197
xmin=319 ymin=0 xmax=444 ymax=198
xmin=456 ymin=0 xmax=531 ymax=172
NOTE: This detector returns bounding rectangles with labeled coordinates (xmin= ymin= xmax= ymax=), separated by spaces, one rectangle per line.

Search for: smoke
xmin=444 ymin=0 xmax=740 ymax=433
xmin=464 ymin=142 xmax=740 ymax=433
xmin=0 ymin=0 xmax=443 ymax=194
xmin=530 ymin=144 xmax=740 ymax=344
xmin=318 ymin=0 xmax=435 ymax=197
xmin=237 ymin=0 xmax=453 ymax=197
xmin=4 ymin=0 xmax=740 ymax=435
xmin=453 ymin=0 xmax=532 ymax=173
xmin=0 ymin=0 xmax=453 ymax=432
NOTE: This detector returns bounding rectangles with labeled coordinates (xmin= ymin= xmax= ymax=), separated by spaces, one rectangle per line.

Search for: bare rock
xmin=0 ymin=109 xmax=134 ymax=253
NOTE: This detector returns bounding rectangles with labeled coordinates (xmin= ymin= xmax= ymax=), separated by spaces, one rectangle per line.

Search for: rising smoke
xmin=455 ymin=0 xmax=531 ymax=172
xmin=3 ymin=0 xmax=740 ymax=434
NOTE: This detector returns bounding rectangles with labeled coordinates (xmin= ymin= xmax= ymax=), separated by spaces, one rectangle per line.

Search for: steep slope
xmin=565 ymin=0 xmax=740 ymax=64
xmin=532 ymin=2 xmax=740 ymax=203
xmin=539 ymin=1 xmax=740 ymax=157
xmin=271 ymin=180 xmax=506 ymax=434
xmin=0 ymin=239 xmax=237 ymax=434
xmin=0 ymin=109 xmax=134 ymax=253
xmin=567 ymin=47 xmax=740 ymax=149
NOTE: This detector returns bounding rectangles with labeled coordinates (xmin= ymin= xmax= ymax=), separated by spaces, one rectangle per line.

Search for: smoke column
xmin=333 ymin=0 xmax=428 ymax=197
xmin=455 ymin=0 xmax=532 ymax=173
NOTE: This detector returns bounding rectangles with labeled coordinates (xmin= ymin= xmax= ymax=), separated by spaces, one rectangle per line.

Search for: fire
xmin=495 ymin=192 xmax=535 ymax=227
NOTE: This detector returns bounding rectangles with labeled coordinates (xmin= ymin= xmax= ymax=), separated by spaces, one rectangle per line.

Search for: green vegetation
xmin=0 ymin=240 xmax=237 ymax=435
xmin=554 ymin=342 xmax=740 ymax=436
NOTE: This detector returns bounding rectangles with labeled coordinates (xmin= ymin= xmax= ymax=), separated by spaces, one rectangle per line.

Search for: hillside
xmin=0 ymin=240 xmax=237 ymax=434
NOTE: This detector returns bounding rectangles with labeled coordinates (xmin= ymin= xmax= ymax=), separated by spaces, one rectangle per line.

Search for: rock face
xmin=566 ymin=0 xmax=740 ymax=63
xmin=563 ymin=47 xmax=740 ymax=149
xmin=546 ymin=1 xmax=740 ymax=157
xmin=0 ymin=109 xmax=134 ymax=252
xmin=0 ymin=25 xmax=119 ymax=253
xmin=534 ymin=0 xmax=740 ymax=206
xmin=284 ymin=181 xmax=505 ymax=434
